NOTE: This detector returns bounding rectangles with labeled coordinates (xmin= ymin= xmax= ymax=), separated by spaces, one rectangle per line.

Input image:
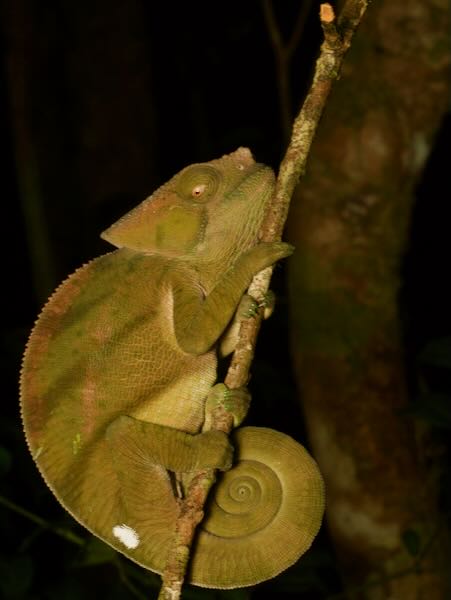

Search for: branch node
xmin=320 ymin=3 xmax=335 ymax=23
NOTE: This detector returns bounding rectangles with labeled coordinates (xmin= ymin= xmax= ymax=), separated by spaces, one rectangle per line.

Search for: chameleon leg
xmin=203 ymin=383 xmax=251 ymax=430
xmin=106 ymin=415 xmax=233 ymax=473
xmin=219 ymin=292 xmax=276 ymax=356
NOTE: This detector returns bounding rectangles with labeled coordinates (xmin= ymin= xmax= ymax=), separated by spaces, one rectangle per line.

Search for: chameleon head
xmin=101 ymin=147 xmax=275 ymax=259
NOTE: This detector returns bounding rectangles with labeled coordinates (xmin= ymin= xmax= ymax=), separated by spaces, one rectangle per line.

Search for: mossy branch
xmin=157 ymin=2 xmax=368 ymax=599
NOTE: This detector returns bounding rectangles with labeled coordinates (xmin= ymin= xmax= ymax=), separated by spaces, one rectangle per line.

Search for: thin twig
xmin=0 ymin=494 xmax=153 ymax=597
xmin=158 ymin=3 xmax=368 ymax=599
xmin=262 ymin=0 xmax=314 ymax=142
xmin=2 ymin=2 xmax=57 ymax=303
xmin=0 ymin=493 xmax=85 ymax=546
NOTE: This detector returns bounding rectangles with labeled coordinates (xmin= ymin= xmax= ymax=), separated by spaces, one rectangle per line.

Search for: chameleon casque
xmin=20 ymin=147 xmax=325 ymax=589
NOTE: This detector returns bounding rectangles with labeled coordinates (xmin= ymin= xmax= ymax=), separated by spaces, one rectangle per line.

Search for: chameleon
xmin=20 ymin=147 xmax=325 ymax=589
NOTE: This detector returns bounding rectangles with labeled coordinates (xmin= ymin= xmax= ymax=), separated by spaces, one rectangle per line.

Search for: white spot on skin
xmin=112 ymin=524 xmax=140 ymax=549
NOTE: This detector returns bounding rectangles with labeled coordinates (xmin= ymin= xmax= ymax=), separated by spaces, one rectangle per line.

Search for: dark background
xmin=1 ymin=1 xmax=450 ymax=598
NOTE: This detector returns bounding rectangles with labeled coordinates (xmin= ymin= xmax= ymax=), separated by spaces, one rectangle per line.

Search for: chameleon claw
xmin=204 ymin=383 xmax=251 ymax=429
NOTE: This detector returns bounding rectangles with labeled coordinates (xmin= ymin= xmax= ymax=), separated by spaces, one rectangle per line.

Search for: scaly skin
xmin=20 ymin=148 xmax=324 ymax=588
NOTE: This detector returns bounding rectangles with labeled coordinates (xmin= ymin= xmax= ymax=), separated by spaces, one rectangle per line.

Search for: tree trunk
xmin=287 ymin=1 xmax=450 ymax=598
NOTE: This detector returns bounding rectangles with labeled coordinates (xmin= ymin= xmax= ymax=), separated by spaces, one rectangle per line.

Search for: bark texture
xmin=287 ymin=1 xmax=450 ymax=598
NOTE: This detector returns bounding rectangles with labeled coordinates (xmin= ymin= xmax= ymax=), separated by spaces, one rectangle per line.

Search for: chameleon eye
xmin=191 ymin=183 xmax=207 ymax=198
xmin=176 ymin=165 xmax=220 ymax=203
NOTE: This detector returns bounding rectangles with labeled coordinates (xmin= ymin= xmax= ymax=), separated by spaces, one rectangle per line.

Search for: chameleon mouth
xmin=224 ymin=162 xmax=275 ymax=205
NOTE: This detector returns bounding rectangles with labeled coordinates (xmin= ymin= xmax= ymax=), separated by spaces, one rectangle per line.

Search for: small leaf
xmin=402 ymin=529 xmax=421 ymax=557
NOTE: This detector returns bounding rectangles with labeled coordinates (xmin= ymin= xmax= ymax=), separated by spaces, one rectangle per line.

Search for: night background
xmin=1 ymin=1 xmax=450 ymax=599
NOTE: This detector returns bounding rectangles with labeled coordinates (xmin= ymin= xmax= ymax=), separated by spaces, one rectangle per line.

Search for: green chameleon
xmin=20 ymin=147 xmax=324 ymax=589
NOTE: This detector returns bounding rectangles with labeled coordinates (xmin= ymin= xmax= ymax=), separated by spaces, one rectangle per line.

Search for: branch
xmin=262 ymin=0 xmax=314 ymax=140
xmin=158 ymin=2 xmax=368 ymax=598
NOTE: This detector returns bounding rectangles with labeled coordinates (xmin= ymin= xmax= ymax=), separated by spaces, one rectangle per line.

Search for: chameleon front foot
xmin=203 ymin=383 xmax=251 ymax=430
xmin=239 ymin=290 xmax=276 ymax=319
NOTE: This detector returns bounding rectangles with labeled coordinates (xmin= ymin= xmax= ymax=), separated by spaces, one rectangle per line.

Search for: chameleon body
xmin=20 ymin=148 xmax=325 ymax=588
